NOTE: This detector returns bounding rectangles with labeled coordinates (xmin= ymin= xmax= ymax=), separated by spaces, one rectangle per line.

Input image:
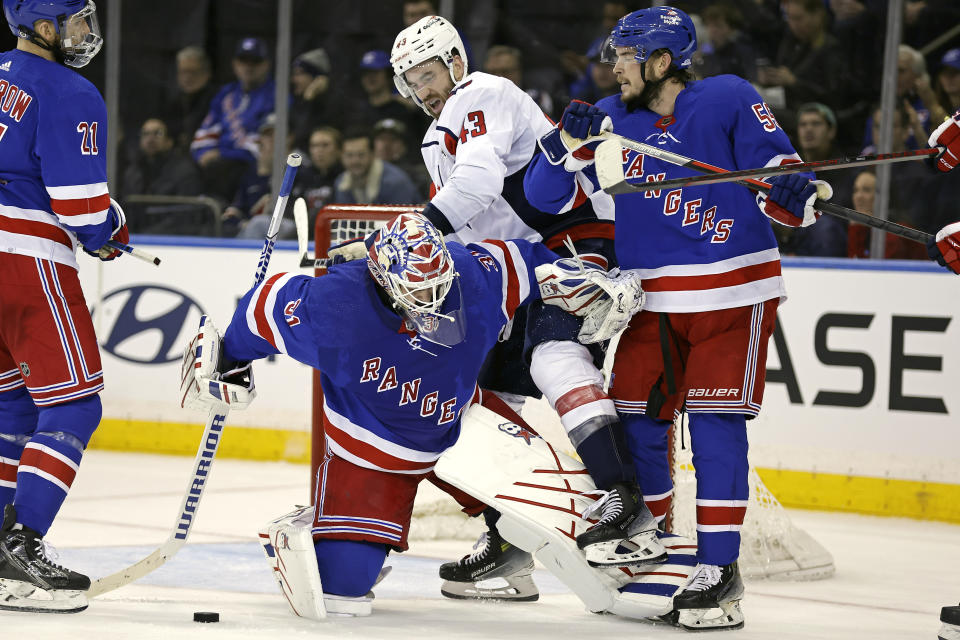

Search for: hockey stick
xmin=104 ymin=239 xmax=161 ymax=266
xmin=87 ymin=153 xmax=302 ymax=598
xmin=593 ymin=138 xmax=934 ymax=245
xmin=602 ymin=147 xmax=938 ymax=194
xmin=293 ymin=197 xmax=334 ymax=269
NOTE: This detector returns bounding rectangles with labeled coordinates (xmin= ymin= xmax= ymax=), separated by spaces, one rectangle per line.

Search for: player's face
xmin=403 ymin=59 xmax=455 ymax=118
xmin=611 ymin=46 xmax=645 ymax=102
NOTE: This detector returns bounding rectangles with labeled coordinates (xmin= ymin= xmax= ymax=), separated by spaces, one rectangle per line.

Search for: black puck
xmin=193 ymin=611 xmax=220 ymax=623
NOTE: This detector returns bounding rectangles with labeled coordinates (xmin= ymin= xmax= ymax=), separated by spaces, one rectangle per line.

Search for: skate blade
xmin=440 ymin=574 xmax=539 ymax=602
xmin=0 ymin=578 xmax=88 ymax=614
xmin=677 ymin=600 xmax=744 ymax=631
xmin=584 ymin=530 xmax=668 ymax=568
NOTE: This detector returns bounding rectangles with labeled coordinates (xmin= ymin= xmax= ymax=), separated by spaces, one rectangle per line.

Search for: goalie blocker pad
xmin=434 ymin=404 xmax=696 ymax=620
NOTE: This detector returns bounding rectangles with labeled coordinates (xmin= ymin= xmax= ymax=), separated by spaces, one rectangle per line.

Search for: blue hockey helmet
xmin=3 ymin=0 xmax=103 ymax=68
xmin=601 ymin=6 xmax=697 ymax=70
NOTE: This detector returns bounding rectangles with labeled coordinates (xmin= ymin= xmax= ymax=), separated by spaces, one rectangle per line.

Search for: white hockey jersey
xmin=421 ymin=72 xmax=614 ymax=246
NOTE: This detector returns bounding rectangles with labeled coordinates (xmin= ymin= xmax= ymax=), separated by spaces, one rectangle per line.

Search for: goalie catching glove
xmin=535 ymin=257 xmax=644 ymax=344
xmin=180 ymin=315 xmax=256 ymax=411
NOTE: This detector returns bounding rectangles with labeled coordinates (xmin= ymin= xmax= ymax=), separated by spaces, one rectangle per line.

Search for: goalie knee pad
xmin=314 ymin=538 xmax=388 ymax=598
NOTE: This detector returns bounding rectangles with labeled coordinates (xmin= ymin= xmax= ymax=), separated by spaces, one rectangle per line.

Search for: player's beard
xmin=624 ymin=66 xmax=669 ymax=112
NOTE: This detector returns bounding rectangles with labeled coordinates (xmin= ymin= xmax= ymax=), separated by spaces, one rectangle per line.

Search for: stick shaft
xmin=619 ymin=148 xmax=938 ymax=193
xmin=104 ymin=239 xmax=161 ymax=266
xmin=597 ymin=133 xmax=934 ymax=244
xmin=254 ymin=153 xmax=302 ymax=287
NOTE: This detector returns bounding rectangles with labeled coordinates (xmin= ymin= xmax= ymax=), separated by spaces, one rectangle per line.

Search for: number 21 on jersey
xmin=77 ymin=121 xmax=99 ymax=155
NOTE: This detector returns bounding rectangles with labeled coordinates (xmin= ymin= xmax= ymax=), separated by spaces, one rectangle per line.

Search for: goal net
xmin=309 ymin=204 xmax=835 ymax=581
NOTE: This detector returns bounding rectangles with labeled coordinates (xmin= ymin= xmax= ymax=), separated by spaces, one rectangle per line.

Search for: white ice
xmin=6 ymin=450 xmax=956 ymax=639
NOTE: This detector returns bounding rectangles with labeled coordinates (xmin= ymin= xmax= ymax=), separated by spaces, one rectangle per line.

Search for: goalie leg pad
xmin=258 ymin=506 xmax=327 ymax=620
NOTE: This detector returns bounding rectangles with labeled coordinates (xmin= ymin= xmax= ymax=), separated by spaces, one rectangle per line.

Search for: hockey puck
xmin=193 ymin=611 xmax=220 ymax=623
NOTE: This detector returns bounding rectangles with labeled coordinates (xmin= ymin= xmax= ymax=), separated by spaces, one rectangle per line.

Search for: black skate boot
xmin=439 ymin=526 xmax=538 ymax=602
xmin=0 ymin=504 xmax=90 ymax=613
xmin=940 ymin=603 xmax=960 ymax=640
xmin=576 ymin=481 xmax=667 ymax=568
xmin=673 ymin=562 xmax=745 ymax=631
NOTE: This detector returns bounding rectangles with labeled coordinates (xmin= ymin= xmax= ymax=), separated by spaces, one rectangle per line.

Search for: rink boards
xmin=76 ymin=238 xmax=960 ymax=522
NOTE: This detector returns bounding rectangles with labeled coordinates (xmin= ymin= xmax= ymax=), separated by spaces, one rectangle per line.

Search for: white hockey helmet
xmin=391 ymin=15 xmax=468 ymax=116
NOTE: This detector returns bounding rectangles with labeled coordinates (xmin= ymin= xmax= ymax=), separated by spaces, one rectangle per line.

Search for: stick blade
xmin=293 ymin=197 xmax=309 ymax=258
xmin=595 ymin=139 xmax=636 ymax=195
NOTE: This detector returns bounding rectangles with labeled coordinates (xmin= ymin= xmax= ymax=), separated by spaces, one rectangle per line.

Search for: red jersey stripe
xmin=642 ymin=260 xmax=782 ymax=293
xmin=0 ymin=216 xmax=73 ymax=248
xmin=50 ymin=193 xmax=111 ymax=217
xmin=253 ymin=273 xmax=286 ymax=350
xmin=484 ymin=239 xmax=522 ymax=319
xmin=324 ymin=418 xmax=436 ymax=473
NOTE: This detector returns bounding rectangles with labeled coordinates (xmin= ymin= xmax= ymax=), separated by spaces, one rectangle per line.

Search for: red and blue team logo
xmin=498 ymin=421 xmax=539 ymax=445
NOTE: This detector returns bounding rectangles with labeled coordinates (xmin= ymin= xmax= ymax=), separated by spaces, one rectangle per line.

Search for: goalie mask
xmin=4 ymin=0 xmax=103 ymax=68
xmin=367 ymin=212 xmax=465 ymax=345
xmin=391 ymin=15 xmax=468 ymax=116
xmin=600 ymin=6 xmax=697 ymax=69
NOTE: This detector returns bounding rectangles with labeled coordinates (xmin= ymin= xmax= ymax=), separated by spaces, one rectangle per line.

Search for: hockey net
xmin=310 ymin=204 xmax=835 ymax=581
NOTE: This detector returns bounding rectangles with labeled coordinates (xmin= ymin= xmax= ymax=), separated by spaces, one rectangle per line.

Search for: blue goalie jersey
xmin=223 ymin=239 xmax=559 ymax=474
xmin=0 ymin=49 xmax=116 ymax=270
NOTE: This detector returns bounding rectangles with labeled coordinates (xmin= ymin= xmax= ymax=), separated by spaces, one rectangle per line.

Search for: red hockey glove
xmin=761 ymin=174 xmax=832 ymax=227
xmin=927 ymin=221 xmax=960 ymax=274
xmin=928 ymin=110 xmax=960 ymax=173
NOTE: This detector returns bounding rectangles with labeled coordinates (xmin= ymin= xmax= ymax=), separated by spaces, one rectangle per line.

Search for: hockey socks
xmin=0 ymin=387 xmax=39 ymax=508
xmin=572 ymin=417 xmax=635 ymax=490
xmin=13 ymin=395 xmax=101 ymax=535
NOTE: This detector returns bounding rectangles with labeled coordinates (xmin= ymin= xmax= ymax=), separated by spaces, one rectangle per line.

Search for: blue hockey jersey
xmin=190 ymin=78 xmax=275 ymax=165
xmin=526 ymin=75 xmax=811 ymax=313
xmin=223 ymin=239 xmax=559 ymax=474
xmin=0 ymin=49 xmax=115 ymax=270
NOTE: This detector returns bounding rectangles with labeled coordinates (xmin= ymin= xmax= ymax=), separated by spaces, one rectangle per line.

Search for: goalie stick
xmin=87 ymin=153 xmax=302 ymax=598
xmin=593 ymin=136 xmax=934 ymax=245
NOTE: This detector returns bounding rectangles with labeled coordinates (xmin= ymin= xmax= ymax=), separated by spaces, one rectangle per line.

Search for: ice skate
xmin=940 ymin=603 xmax=960 ymax=640
xmin=0 ymin=505 xmax=90 ymax=614
xmin=673 ymin=562 xmax=745 ymax=631
xmin=576 ymin=482 xmax=667 ymax=568
xmin=439 ymin=528 xmax=538 ymax=602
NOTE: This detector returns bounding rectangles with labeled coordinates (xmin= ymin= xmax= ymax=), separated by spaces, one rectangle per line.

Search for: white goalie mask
xmin=391 ymin=15 xmax=468 ymax=116
xmin=366 ymin=212 xmax=466 ymax=346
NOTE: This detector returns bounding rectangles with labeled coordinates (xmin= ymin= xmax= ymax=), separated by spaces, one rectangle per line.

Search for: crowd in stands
xmin=71 ymin=0 xmax=960 ymax=260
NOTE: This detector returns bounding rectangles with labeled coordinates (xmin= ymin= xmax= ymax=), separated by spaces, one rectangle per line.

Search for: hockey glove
xmin=538 ymin=100 xmax=613 ymax=172
xmin=576 ymin=269 xmax=644 ymax=344
xmin=180 ymin=315 xmax=256 ymax=411
xmin=927 ymin=221 xmax=960 ymax=274
xmin=84 ymin=199 xmax=129 ymax=261
xmin=928 ymin=110 xmax=960 ymax=173
xmin=760 ymin=174 xmax=832 ymax=228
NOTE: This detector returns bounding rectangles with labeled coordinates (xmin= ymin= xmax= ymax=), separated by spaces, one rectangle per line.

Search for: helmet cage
xmin=367 ymin=213 xmax=457 ymax=317
xmin=4 ymin=0 xmax=102 ymax=68
xmin=602 ymin=6 xmax=696 ymax=70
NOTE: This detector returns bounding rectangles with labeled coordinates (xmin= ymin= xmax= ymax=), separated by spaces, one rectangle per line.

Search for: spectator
xmin=934 ymin=48 xmax=960 ymax=117
xmin=568 ymin=37 xmax=620 ymax=104
xmin=560 ymin=1 xmax=626 ymax=89
xmin=846 ymin=169 xmax=927 ymax=260
xmin=295 ymin=126 xmax=344 ymax=222
xmin=123 ymin=118 xmax=202 ymax=198
xmin=290 ymin=48 xmax=345 ymax=152
xmin=225 ymin=115 xmax=295 ymax=240
xmin=122 ymin=118 xmax=207 ymax=236
xmin=778 ymin=103 xmax=853 ymax=257
xmin=862 ymin=45 xmax=946 ymax=152
xmin=403 ymin=0 xmax=436 ymax=27
xmin=372 ymin=118 xmax=431 ymax=197
xmin=161 ymin=46 xmax=217 ymax=152
xmin=696 ymin=3 xmax=758 ymax=82
xmin=348 ymin=50 xmax=421 ymax=146
xmin=758 ymin=0 xmax=848 ymax=131
xmin=484 ymin=45 xmax=556 ymax=118
xmin=191 ymin=37 xmax=276 ymax=203
xmin=333 ymin=130 xmax=422 ymax=205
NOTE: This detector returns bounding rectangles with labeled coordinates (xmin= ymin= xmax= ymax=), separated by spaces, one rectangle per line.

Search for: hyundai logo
xmin=95 ymin=285 xmax=206 ymax=364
